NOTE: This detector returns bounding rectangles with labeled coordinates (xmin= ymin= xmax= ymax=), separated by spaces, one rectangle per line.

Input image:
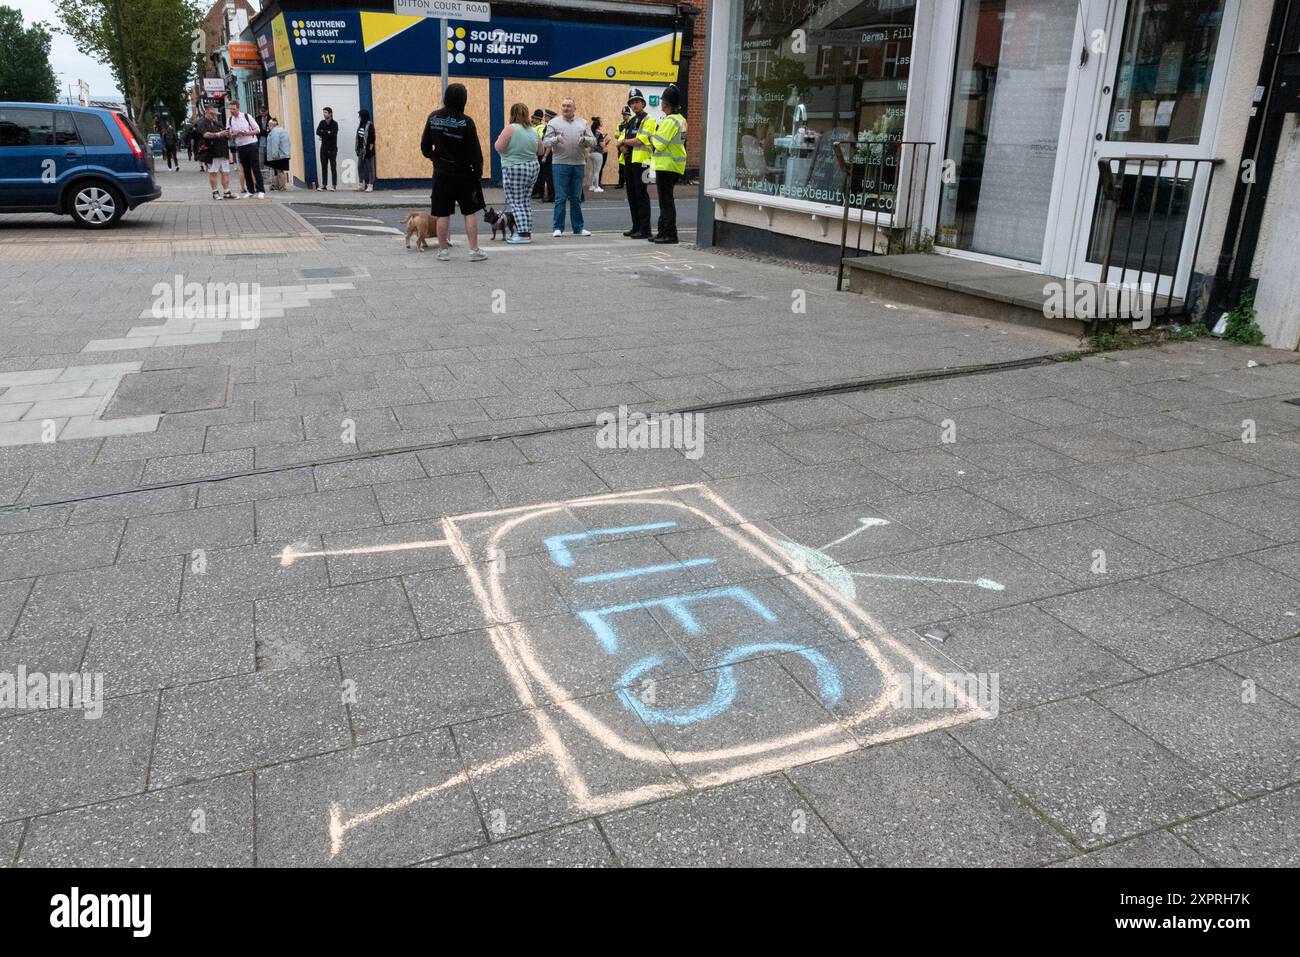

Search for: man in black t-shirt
xmin=316 ymin=107 xmax=339 ymax=190
xmin=420 ymin=83 xmax=486 ymax=262
xmin=195 ymin=107 xmax=233 ymax=200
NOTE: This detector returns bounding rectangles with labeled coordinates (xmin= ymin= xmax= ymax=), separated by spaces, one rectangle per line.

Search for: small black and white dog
xmin=483 ymin=206 xmax=517 ymax=241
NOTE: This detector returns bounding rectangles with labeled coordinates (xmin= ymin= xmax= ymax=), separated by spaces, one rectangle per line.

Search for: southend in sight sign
xmin=393 ymin=0 xmax=490 ymax=20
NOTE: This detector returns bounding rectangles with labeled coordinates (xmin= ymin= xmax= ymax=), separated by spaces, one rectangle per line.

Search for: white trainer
xmin=553 ymin=229 xmax=562 ymax=237
xmin=468 ymin=249 xmax=487 ymax=262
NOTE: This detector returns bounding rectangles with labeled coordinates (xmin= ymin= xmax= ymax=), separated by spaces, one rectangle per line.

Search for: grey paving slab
xmin=68 ymin=485 xmax=198 ymax=525
xmin=15 ymin=557 xmax=182 ymax=638
xmin=370 ymin=473 xmax=498 ymax=525
xmin=953 ymin=697 xmax=1231 ymax=849
xmin=429 ymin=820 xmax=613 ymax=867
xmin=766 ymin=461 xmax=905 ymax=510
xmin=929 ymin=604 xmax=1139 ymax=708
xmin=1138 ymin=446 xmax=1287 ymax=493
xmin=867 ymin=539 xmax=1075 ymax=614
xmin=1025 ymin=424 xmax=1151 ymax=464
xmin=1037 ymin=580 xmax=1257 ymax=674
xmin=0 ymin=578 xmax=32 ymax=637
xmin=254 ymin=486 xmax=382 ymax=542
xmin=0 ymin=692 xmax=157 ymax=820
xmin=867 ymin=488 xmax=1027 ymax=544
xmin=0 ymin=631 xmax=91 ymax=719
xmin=405 ymin=554 xmax=564 ymax=637
xmin=150 ymin=660 xmax=350 ymax=787
xmin=180 ymin=539 xmax=327 ymax=609
xmin=255 ymin=579 xmax=418 ymax=669
xmin=118 ymin=502 xmax=255 ymax=561
xmin=1051 ymin=830 xmax=1209 ymax=868
xmin=195 ymin=466 xmax=317 ymax=508
xmin=995 ymin=520 xmax=1177 ymax=586
xmin=204 ymin=417 xmax=304 ymax=452
xmin=0 ymin=521 xmax=124 ymax=583
xmin=256 ymin=729 xmax=484 ymax=867
xmin=602 ymin=773 xmax=854 ymax=867
xmin=1091 ymin=501 xmax=1267 ymax=564
xmin=1152 ymin=557 xmax=1300 ymax=641
xmin=453 ymin=695 xmax=683 ymax=839
xmin=0 ymin=822 xmax=21 ymax=867
xmin=18 ymin=774 xmax=254 ymax=867
xmin=790 ymin=732 xmax=1071 ymax=866
xmin=342 ymin=631 xmax=523 ymax=743
xmin=319 ymin=520 xmax=463 ymax=585
xmin=481 ymin=460 xmax=610 ymax=507
xmin=312 ymin=452 xmax=425 ymax=491
xmin=1214 ymin=435 xmax=1300 ymax=477
xmin=1094 ymin=663 xmax=1300 ymax=797
xmin=142 ymin=448 xmax=253 ymax=485
xmin=1174 ymin=785 xmax=1300 ymax=867
xmin=967 ymin=473 xmax=1120 ymax=524
xmin=1221 ymin=636 xmax=1300 ymax=708
xmin=84 ymin=603 xmax=254 ymax=698
xmin=1054 ymin=459 xmax=1189 ymax=506
xmin=1184 ymin=485 xmax=1300 ymax=542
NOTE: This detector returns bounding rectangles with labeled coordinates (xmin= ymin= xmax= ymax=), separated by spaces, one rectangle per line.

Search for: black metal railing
xmin=1089 ymin=156 xmax=1224 ymax=331
xmin=835 ymin=139 xmax=936 ymax=291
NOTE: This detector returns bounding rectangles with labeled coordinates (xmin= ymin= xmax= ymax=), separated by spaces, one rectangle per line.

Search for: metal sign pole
xmin=440 ymin=18 xmax=449 ymax=94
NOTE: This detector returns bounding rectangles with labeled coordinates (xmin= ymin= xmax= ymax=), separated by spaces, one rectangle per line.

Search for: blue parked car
xmin=0 ymin=102 xmax=161 ymax=228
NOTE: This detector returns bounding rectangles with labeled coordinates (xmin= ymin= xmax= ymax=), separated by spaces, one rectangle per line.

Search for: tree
xmin=0 ymin=6 xmax=59 ymax=103
xmin=55 ymin=0 xmax=200 ymax=124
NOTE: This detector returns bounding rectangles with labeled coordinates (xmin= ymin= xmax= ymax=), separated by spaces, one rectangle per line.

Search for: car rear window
xmin=0 ymin=107 xmax=56 ymax=147
xmin=72 ymin=112 xmax=114 ymax=146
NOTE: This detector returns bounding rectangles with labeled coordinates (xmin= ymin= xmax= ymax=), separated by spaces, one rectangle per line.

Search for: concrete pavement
xmin=0 ymin=196 xmax=1298 ymax=867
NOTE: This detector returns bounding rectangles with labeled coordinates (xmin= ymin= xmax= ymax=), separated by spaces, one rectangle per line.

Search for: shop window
xmin=720 ymin=0 xmax=917 ymax=209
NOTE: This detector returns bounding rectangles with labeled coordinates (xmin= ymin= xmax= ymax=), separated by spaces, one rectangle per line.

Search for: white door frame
xmin=1060 ymin=0 xmax=1241 ymax=299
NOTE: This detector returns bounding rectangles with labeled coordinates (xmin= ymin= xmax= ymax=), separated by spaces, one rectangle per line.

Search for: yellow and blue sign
xmin=255 ymin=10 xmax=679 ymax=82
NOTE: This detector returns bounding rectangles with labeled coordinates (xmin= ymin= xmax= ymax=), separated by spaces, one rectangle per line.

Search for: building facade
xmin=697 ymin=0 xmax=1300 ymax=349
xmin=249 ymin=0 xmax=706 ymax=190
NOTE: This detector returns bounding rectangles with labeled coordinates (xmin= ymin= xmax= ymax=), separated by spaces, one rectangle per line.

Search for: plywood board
xmin=372 ymin=73 xmax=490 ymax=180
xmin=503 ymin=80 xmax=628 ymax=185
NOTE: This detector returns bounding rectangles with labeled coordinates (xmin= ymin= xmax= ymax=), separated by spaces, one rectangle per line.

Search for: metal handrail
xmin=1093 ymin=155 xmax=1225 ymax=333
xmin=835 ymin=139 xmax=935 ymax=291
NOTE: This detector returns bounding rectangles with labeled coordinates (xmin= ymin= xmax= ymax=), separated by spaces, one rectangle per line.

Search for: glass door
xmin=933 ymin=0 xmax=1090 ymax=265
xmin=1063 ymin=0 xmax=1237 ymax=299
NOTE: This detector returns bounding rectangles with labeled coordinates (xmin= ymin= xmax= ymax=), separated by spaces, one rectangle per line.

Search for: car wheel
xmin=68 ymin=183 xmax=124 ymax=229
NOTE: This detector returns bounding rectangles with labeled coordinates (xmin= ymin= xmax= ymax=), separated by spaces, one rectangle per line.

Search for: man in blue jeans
xmin=543 ymin=97 xmax=596 ymax=237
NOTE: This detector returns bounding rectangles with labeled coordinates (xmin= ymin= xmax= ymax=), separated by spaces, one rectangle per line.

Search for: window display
xmin=719 ymin=0 xmax=916 ymax=210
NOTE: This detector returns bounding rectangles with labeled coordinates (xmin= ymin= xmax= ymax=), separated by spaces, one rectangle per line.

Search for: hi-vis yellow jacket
xmin=649 ymin=112 xmax=687 ymax=174
xmin=630 ymin=114 xmax=654 ymax=166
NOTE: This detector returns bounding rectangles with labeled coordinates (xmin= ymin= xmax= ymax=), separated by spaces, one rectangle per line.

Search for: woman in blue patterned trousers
xmin=494 ymin=102 xmax=543 ymax=244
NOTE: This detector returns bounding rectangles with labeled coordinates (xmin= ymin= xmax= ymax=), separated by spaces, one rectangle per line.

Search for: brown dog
xmin=401 ymin=211 xmax=434 ymax=251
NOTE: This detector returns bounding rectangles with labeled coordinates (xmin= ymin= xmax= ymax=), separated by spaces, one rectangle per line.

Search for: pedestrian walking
xmin=265 ymin=117 xmax=292 ymax=191
xmin=316 ymin=107 xmax=339 ymax=190
xmin=356 ymin=109 xmax=376 ymax=191
xmin=161 ymin=123 xmax=179 ymax=171
xmin=227 ymin=100 xmax=265 ymax=198
xmin=257 ymin=108 xmax=271 ymax=169
xmin=195 ymin=107 xmax=234 ymax=200
xmin=184 ymin=123 xmax=195 ymax=162
xmin=586 ymin=116 xmax=606 ymax=193
xmin=494 ymin=101 xmax=542 ymax=244
xmin=646 ymin=85 xmax=687 ymax=244
xmin=543 ymin=98 xmax=596 ymax=237
xmin=420 ymin=82 xmax=488 ymax=262
xmin=618 ymin=89 xmax=653 ymax=238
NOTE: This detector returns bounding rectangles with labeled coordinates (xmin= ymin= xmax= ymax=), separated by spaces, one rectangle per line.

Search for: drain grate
xmin=102 ymin=367 xmax=231 ymax=418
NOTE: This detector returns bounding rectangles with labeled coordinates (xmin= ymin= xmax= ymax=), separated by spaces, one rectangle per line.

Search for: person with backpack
xmin=226 ymin=100 xmax=265 ymax=198
xmin=420 ymin=82 xmax=487 ymax=262
xmin=356 ymin=109 xmax=376 ymax=192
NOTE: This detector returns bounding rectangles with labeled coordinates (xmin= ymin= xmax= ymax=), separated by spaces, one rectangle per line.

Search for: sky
xmin=14 ymin=0 xmax=262 ymax=101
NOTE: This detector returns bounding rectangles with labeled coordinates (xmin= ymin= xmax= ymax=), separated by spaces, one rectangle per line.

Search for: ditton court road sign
xmin=393 ymin=0 xmax=490 ymax=21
